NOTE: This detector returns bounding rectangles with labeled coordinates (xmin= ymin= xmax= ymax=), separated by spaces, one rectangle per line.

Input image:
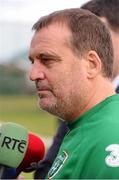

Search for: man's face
xmin=100 ymin=17 xmax=119 ymax=79
xmin=29 ymin=23 xmax=88 ymax=121
xmin=109 ymin=29 xmax=119 ymax=78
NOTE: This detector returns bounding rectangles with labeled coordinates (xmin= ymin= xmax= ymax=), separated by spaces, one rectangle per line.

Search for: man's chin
xmin=38 ymin=98 xmax=55 ymax=112
xmin=39 ymin=100 xmax=64 ymax=119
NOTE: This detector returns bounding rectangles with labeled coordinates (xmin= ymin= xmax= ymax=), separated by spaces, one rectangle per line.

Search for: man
xmin=81 ymin=0 xmax=119 ymax=93
xmin=29 ymin=8 xmax=119 ymax=178
xmin=34 ymin=0 xmax=119 ymax=179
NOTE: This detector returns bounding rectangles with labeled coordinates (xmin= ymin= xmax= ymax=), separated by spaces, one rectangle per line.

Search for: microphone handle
xmin=0 ymin=166 xmax=6 ymax=179
xmin=0 ymin=165 xmax=17 ymax=179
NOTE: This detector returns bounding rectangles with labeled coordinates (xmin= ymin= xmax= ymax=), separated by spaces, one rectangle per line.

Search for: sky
xmin=0 ymin=0 xmax=88 ymax=23
xmin=0 ymin=0 xmax=88 ymax=63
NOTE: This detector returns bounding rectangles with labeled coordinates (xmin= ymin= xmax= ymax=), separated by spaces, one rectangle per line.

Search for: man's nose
xmin=29 ymin=62 xmax=45 ymax=81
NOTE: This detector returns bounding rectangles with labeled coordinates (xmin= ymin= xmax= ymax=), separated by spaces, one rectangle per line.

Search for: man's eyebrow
xmin=38 ymin=53 xmax=62 ymax=61
xmin=28 ymin=52 xmax=62 ymax=62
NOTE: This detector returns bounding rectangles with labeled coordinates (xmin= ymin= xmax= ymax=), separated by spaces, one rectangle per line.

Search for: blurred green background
xmin=0 ymin=95 xmax=56 ymax=136
xmin=0 ymin=95 xmax=57 ymax=179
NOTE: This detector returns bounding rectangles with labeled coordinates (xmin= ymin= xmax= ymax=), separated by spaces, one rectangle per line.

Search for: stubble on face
xmin=37 ymin=78 xmax=75 ymax=120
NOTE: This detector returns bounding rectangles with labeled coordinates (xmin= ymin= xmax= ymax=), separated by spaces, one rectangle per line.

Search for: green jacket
xmin=47 ymin=94 xmax=119 ymax=179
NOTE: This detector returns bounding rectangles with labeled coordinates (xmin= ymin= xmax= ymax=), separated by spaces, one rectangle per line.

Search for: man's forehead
xmin=33 ymin=23 xmax=70 ymax=39
xmin=30 ymin=23 xmax=71 ymax=49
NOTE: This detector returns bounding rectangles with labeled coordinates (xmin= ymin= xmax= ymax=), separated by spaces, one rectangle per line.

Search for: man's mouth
xmin=36 ymin=86 xmax=52 ymax=97
xmin=36 ymin=85 xmax=52 ymax=92
xmin=36 ymin=82 xmax=53 ymax=97
xmin=37 ymin=88 xmax=50 ymax=91
xmin=36 ymin=83 xmax=51 ymax=90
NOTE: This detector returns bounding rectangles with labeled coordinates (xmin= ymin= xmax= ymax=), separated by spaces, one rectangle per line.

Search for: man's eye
xmin=42 ymin=57 xmax=50 ymax=61
xmin=29 ymin=57 xmax=34 ymax=64
xmin=30 ymin=60 xmax=34 ymax=64
xmin=41 ymin=58 xmax=53 ymax=65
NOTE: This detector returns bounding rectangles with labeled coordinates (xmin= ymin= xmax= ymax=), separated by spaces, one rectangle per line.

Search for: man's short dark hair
xmin=32 ymin=8 xmax=113 ymax=78
xmin=81 ymin=0 xmax=119 ymax=32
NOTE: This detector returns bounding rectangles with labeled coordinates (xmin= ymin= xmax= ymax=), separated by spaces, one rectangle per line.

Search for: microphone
xmin=0 ymin=122 xmax=45 ymax=179
xmin=17 ymin=132 xmax=45 ymax=173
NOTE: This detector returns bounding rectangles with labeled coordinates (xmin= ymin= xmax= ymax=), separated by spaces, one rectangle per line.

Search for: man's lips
xmin=37 ymin=88 xmax=50 ymax=91
xmin=35 ymin=82 xmax=53 ymax=96
xmin=36 ymin=88 xmax=52 ymax=98
xmin=36 ymin=86 xmax=52 ymax=93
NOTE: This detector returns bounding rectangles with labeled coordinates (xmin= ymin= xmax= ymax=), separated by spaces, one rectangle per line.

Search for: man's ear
xmin=85 ymin=50 xmax=102 ymax=79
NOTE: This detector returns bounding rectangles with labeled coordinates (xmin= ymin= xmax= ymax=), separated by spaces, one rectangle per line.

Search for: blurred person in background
xmin=34 ymin=0 xmax=119 ymax=179
xmin=81 ymin=0 xmax=119 ymax=93
xmin=29 ymin=7 xmax=119 ymax=178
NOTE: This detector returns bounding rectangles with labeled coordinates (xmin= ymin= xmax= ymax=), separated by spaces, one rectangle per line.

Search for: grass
xmin=0 ymin=95 xmax=58 ymax=179
xmin=0 ymin=95 xmax=57 ymax=136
